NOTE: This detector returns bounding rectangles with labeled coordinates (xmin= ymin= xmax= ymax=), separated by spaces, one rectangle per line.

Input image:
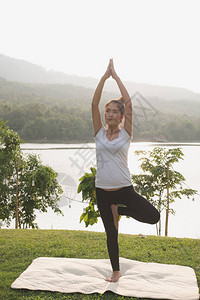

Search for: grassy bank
xmin=0 ymin=229 xmax=199 ymax=300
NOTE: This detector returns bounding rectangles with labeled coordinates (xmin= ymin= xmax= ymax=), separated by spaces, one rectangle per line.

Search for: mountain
xmin=0 ymin=53 xmax=98 ymax=87
xmin=0 ymin=53 xmax=200 ymax=102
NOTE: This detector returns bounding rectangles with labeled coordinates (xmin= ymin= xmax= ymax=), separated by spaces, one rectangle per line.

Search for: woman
xmin=92 ymin=59 xmax=160 ymax=283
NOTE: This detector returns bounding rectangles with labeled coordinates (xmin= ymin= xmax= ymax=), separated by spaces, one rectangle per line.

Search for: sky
xmin=0 ymin=0 xmax=200 ymax=93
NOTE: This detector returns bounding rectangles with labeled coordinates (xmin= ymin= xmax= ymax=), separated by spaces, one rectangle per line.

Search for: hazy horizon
xmin=1 ymin=0 xmax=200 ymax=93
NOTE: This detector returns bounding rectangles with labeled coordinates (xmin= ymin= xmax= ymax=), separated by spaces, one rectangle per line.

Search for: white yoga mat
xmin=11 ymin=257 xmax=199 ymax=300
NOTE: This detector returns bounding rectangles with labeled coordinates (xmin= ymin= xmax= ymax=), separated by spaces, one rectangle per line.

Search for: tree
xmin=0 ymin=120 xmax=22 ymax=226
xmin=13 ymin=153 xmax=63 ymax=228
xmin=78 ymin=167 xmax=99 ymax=227
xmin=0 ymin=120 xmax=63 ymax=228
xmin=132 ymin=147 xmax=197 ymax=236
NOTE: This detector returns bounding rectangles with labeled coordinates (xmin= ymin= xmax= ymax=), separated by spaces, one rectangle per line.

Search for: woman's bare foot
xmin=105 ymin=271 xmax=121 ymax=282
xmin=111 ymin=204 xmax=119 ymax=230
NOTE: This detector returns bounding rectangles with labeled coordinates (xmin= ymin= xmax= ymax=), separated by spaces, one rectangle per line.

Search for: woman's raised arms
xmin=110 ymin=59 xmax=133 ymax=137
xmin=91 ymin=60 xmax=111 ymax=135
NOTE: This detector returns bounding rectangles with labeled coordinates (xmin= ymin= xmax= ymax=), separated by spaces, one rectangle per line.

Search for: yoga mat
xmin=11 ymin=257 xmax=199 ymax=300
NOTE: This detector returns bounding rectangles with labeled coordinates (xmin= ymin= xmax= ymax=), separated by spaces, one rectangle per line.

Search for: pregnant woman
xmin=92 ymin=59 xmax=160 ymax=282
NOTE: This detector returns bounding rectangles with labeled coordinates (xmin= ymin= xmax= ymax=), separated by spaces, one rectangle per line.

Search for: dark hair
xmin=104 ymin=98 xmax=125 ymax=116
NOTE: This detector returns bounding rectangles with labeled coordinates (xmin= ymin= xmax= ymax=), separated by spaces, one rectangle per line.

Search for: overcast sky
xmin=0 ymin=0 xmax=200 ymax=93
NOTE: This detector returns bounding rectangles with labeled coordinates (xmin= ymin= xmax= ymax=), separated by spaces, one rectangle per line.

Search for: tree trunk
xmin=158 ymin=192 xmax=162 ymax=235
xmin=15 ymin=158 xmax=19 ymax=229
xmin=159 ymin=219 xmax=161 ymax=236
xmin=165 ymin=162 xmax=170 ymax=236
xmin=156 ymin=223 xmax=159 ymax=236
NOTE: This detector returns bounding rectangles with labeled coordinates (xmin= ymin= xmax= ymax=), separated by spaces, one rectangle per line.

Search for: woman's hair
xmin=104 ymin=98 xmax=125 ymax=117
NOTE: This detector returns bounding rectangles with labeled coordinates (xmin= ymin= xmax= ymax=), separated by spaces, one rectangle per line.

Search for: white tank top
xmin=95 ymin=126 xmax=132 ymax=189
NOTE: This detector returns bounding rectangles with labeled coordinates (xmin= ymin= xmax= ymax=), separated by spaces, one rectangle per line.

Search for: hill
xmin=1 ymin=76 xmax=200 ymax=117
xmin=1 ymin=54 xmax=200 ymax=142
xmin=1 ymin=53 xmax=200 ymax=103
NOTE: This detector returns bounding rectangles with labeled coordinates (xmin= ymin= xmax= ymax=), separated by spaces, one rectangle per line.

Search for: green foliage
xmin=15 ymin=153 xmax=63 ymax=228
xmin=78 ymin=167 xmax=100 ymax=227
xmin=1 ymin=77 xmax=200 ymax=142
xmin=0 ymin=120 xmax=63 ymax=228
xmin=0 ymin=120 xmax=22 ymax=224
xmin=132 ymin=147 xmax=198 ymax=235
xmin=0 ymin=229 xmax=199 ymax=299
xmin=0 ymin=119 xmax=22 ymax=151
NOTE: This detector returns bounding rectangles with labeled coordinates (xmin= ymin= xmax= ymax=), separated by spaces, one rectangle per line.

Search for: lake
xmin=17 ymin=142 xmax=200 ymax=239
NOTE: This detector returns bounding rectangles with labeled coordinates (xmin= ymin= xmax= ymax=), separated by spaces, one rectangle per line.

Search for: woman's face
xmin=104 ymin=102 xmax=123 ymax=127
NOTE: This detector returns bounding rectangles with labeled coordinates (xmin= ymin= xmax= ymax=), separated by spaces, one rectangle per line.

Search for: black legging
xmin=96 ymin=185 xmax=160 ymax=271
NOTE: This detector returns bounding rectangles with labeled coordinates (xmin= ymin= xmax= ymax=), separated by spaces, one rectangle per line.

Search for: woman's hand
xmin=110 ymin=58 xmax=119 ymax=80
xmin=110 ymin=58 xmax=132 ymax=136
xmin=102 ymin=59 xmax=112 ymax=80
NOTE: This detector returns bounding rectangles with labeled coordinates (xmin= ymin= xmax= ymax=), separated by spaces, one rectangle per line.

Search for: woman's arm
xmin=110 ymin=59 xmax=132 ymax=137
xmin=91 ymin=60 xmax=111 ymax=135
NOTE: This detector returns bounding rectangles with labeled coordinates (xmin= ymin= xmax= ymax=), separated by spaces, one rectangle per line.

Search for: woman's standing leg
xmin=96 ymin=188 xmax=121 ymax=281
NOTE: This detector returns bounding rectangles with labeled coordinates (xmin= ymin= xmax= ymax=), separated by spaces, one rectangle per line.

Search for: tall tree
xmin=0 ymin=120 xmax=63 ymax=228
xmin=132 ymin=147 xmax=197 ymax=236
xmin=0 ymin=120 xmax=22 ymax=226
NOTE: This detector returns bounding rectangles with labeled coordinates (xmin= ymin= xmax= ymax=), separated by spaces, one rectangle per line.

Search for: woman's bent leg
xmin=117 ymin=186 xmax=160 ymax=224
xmin=96 ymin=188 xmax=120 ymax=271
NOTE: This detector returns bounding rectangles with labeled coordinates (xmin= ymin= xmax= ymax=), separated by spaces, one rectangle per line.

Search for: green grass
xmin=0 ymin=229 xmax=199 ymax=300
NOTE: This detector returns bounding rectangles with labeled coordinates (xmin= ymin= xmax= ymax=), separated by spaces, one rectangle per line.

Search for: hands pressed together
xmin=103 ymin=58 xmax=119 ymax=80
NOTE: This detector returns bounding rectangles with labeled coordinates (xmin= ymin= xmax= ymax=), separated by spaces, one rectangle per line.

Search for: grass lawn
xmin=0 ymin=229 xmax=199 ymax=300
